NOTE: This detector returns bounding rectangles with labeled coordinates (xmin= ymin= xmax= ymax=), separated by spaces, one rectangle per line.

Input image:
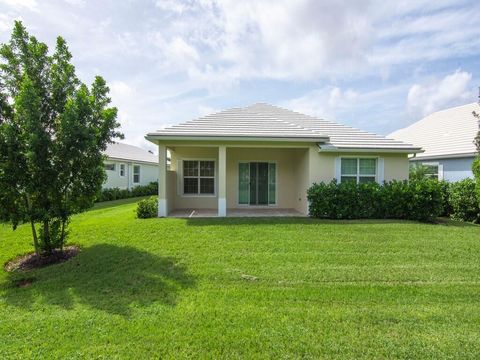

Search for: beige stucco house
xmin=146 ymin=103 xmax=422 ymax=217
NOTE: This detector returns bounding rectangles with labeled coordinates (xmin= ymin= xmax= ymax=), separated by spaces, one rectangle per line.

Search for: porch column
xmin=218 ymin=145 xmax=227 ymax=217
xmin=158 ymin=144 xmax=168 ymax=217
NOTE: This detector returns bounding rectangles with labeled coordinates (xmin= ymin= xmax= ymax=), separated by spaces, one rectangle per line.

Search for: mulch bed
xmin=4 ymin=245 xmax=80 ymax=272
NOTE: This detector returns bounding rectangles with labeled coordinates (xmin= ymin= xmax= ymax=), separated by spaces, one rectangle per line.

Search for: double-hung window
xmin=422 ymin=163 xmax=439 ymax=179
xmin=119 ymin=163 xmax=126 ymax=177
xmin=183 ymin=160 xmax=215 ymax=195
xmin=133 ymin=165 xmax=141 ymax=184
xmin=341 ymin=158 xmax=376 ymax=183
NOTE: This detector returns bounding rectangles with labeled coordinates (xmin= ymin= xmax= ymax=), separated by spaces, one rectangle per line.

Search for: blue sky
xmin=1 ymin=0 xmax=479 ymax=150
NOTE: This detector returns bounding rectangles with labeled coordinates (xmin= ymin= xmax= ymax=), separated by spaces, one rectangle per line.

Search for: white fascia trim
xmin=318 ymin=145 xmax=424 ymax=154
xmin=410 ymin=152 xmax=478 ymax=161
xmin=106 ymin=156 xmax=158 ymax=165
xmin=145 ymin=135 xmax=329 ymax=143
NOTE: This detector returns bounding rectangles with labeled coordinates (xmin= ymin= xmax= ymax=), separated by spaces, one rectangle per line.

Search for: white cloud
xmin=147 ymin=32 xmax=199 ymax=70
xmin=64 ymin=0 xmax=85 ymax=6
xmin=283 ymin=86 xmax=359 ymax=120
xmin=154 ymin=0 xmax=191 ymax=14
xmin=109 ymin=80 xmax=134 ymax=100
xmin=209 ymin=0 xmax=374 ymax=80
xmin=407 ymin=69 xmax=474 ymax=118
xmin=0 ymin=0 xmax=37 ymax=11
xmin=282 ymin=83 xmax=410 ymax=134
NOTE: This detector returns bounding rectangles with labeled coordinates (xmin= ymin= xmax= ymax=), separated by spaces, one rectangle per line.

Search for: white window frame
xmin=133 ymin=164 xmax=141 ymax=184
xmin=421 ymin=162 xmax=440 ymax=180
xmin=119 ymin=163 xmax=126 ymax=177
xmin=340 ymin=157 xmax=377 ymax=184
xmin=180 ymin=159 xmax=216 ymax=197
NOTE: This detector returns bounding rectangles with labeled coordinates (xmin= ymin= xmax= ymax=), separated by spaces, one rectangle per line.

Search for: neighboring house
xmin=389 ymin=103 xmax=479 ymax=182
xmin=103 ymin=142 xmax=158 ymax=189
xmin=146 ymin=103 xmax=421 ymax=217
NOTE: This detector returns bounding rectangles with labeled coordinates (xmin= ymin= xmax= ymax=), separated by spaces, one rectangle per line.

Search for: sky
xmin=1 ymin=0 xmax=480 ymax=151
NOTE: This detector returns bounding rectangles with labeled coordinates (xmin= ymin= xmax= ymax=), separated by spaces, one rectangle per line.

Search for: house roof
xmin=104 ymin=142 xmax=158 ymax=164
xmin=146 ymin=103 xmax=421 ymax=152
xmin=389 ymin=103 xmax=480 ymax=160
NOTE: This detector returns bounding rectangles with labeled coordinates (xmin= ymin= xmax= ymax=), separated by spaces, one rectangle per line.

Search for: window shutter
xmin=377 ymin=158 xmax=385 ymax=184
xmin=335 ymin=157 xmax=341 ymax=182
xmin=177 ymin=160 xmax=182 ymax=195
xmin=438 ymin=164 xmax=444 ymax=180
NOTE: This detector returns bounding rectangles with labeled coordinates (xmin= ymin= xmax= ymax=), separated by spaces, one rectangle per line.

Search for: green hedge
xmin=307 ymin=179 xmax=443 ymax=222
xmin=448 ymin=178 xmax=480 ymax=223
xmin=473 ymin=156 xmax=480 ymax=209
xmin=136 ymin=197 xmax=158 ymax=218
xmin=96 ymin=182 xmax=158 ymax=202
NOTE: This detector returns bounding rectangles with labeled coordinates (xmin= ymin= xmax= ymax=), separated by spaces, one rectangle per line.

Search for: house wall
xmin=170 ymin=147 xmax=219 ymax=209
xmin=225 ymin=147 xmax=302 ymax=209
xmin=309 ymin=148 xmax=410 ymax=184
xmin=165 ymin=144 xmax=410 ymax=214
xmin=411 ymin=156 xmax=475 ymax=182
xmin=103 ymin=159 xmax=158 ymax=189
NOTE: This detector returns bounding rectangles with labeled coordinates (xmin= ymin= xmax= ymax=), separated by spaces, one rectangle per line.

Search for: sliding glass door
xmin=239 ymin=162 xmax=276 ymax=205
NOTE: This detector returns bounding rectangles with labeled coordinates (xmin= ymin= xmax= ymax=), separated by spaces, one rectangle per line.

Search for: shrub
xmin=473 ymin=156 xmax=480 ymax=208
xmin=307 ymin=179 xmax=443 ymax=222
xmin=96 ymin=182 xmax=158 ymax=202
xmin=136 ymin=197 xmax=158 ymax=219
xmin=448 ymin=178 xmax=480 ymax=223
xmin=438 ymin=180 xmax=452 ymax=217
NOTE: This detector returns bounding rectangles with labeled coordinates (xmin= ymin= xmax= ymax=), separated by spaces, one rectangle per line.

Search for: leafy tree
xmin=0 ymin=21 xmax=122 ymax=255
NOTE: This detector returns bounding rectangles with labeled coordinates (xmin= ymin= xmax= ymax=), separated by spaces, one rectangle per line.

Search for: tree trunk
xmin=60 ymin=219 xmax=66 ymax=251
xmin=30 ymin=220 xmax=40 ymax=257
xmin=24 ymin=195 xmax=40 ymax=256
xmin=43 ymin=219 xmax=51 ymax=254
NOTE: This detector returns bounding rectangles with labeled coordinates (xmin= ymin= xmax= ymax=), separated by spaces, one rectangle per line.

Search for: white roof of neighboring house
xmin=146 ymin=103 xmax=421 ymax=153
xmin=389 ymin=103 xmax=480 ymax=160
xmin=104 ymin=142 xmax=158 ymax=164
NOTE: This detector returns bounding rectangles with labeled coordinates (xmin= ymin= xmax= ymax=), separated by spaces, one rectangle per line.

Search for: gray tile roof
xmin=389 ymin=102 xmax=479 ymax=159
xmin=147 ymin=103 xmax=421 ymax=152
xmin=104 ymin=142 xmax=158 ymax=164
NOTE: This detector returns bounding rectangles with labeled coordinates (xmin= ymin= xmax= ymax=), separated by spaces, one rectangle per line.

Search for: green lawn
xmin=1 ymin=199 xmax=479 ymax=359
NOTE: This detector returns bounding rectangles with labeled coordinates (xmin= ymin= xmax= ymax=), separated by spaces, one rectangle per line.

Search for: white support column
xmin=218 ymin=145 xmax=227 ymax=217
xmin=158 ymin=144 xmax=168 ymax=217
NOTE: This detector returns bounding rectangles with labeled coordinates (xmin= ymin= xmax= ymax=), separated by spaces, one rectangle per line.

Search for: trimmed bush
xmin=136 ymin=197 xmax=158 ymax=218
xmin=473 ymin=156 xmax=480 ymax=209
xmin=96 ymin=182 xmax=158 ymax=202
xmin=307 ymin=179 xmax=443 ymax=222
xmin=448 ymin=178 xmax=480 ymax=223
xmin=438 ymin=180 xmax=452 ymax=217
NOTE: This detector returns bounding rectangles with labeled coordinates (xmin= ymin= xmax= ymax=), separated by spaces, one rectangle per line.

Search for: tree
xmin=0 ymin=21 xmax=122 ymax=256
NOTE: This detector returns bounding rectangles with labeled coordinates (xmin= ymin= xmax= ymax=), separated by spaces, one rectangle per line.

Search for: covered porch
xmin=157 ymin=144 xmax=312 ymax=217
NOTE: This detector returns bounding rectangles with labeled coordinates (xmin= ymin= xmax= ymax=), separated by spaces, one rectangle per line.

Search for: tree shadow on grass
xmin=2 ymin=244 xmax=196 ymax=316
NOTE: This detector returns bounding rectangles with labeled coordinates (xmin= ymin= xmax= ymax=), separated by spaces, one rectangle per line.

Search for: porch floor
xmin=168 ymin=208 xmax=305 ymax=218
